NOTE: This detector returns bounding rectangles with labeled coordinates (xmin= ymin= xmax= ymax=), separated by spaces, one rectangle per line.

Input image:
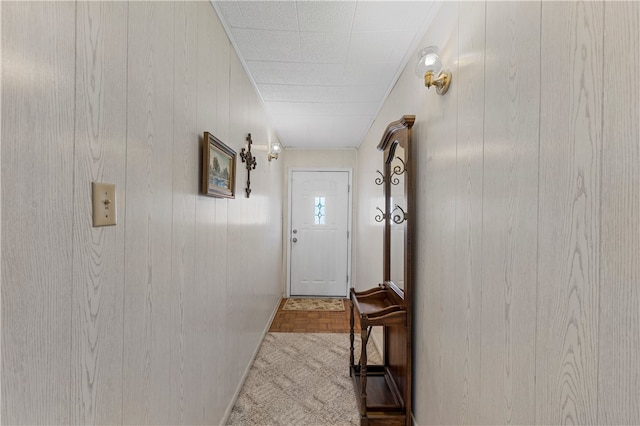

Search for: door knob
xmin=292 ymin=238 xmax=298 ymax=243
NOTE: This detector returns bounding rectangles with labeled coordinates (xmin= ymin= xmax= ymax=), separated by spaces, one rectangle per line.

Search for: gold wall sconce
xmin=268 ymin=141 xmax=282 ymax=161
xmin=415 ymin=46 xmax=452 ymax=95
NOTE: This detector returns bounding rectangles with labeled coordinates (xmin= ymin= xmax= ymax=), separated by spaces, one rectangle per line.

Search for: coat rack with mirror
xmin=350 ymin=115 xmax=415 ymax=426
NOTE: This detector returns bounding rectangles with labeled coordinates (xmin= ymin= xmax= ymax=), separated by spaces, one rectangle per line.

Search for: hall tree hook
xmin=240 ymin=133 xmax=257 ymax=198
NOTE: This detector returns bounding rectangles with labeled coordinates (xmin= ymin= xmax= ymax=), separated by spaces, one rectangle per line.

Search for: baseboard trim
xmin=220 ymin=296 xmax=282 ymax=425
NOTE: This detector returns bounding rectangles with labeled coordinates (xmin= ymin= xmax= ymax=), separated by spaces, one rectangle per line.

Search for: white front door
xmin=289 ymin=171 xmax=350 ymax=297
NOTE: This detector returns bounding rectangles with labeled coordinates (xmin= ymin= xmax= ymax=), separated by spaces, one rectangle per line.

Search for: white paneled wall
xmin=599 ymin=3 xmax=640 ymax=424
xmin=1 ymin=3 xmax=76 ymax=424
xmin=355 ymin=1 xmax=639 ymax=424
xmin=1 ymin=2 xmax=283 ymax=424
xmin=536 ymin=2 xmax=602 ymax=424
xmin=72 ymin=3 xmax=128 ymax=424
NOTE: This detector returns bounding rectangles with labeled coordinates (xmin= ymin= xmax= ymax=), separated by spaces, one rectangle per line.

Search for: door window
xmin=314 ymin=196 xmax=326 ymax=225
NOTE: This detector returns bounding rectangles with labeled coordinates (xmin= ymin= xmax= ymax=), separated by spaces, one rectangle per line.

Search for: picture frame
xmin=202 ymin=132 xmax=236 ymax=198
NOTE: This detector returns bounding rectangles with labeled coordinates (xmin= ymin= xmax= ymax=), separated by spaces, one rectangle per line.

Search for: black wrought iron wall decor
xmin=240 ymin=133 xmax=257 ymax=198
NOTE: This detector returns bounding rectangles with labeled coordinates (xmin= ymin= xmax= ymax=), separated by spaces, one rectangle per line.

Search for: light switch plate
xmin=92 ymin=182 xmax=117 ymax=227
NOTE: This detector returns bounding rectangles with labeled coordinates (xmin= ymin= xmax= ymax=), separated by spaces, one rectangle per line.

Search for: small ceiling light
xmin=415 ymin=46 xmax=452 ymax=95
xmin=268 ymin=141 xmax=282 ymax=161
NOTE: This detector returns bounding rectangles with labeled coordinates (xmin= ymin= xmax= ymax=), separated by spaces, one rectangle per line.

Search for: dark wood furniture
xmin=350 ymin=115 xmax=415 ymax=426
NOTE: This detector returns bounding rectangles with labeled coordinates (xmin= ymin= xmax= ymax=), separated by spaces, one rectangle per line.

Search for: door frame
xmin=286 ymin=168 xmax=353 ymax=298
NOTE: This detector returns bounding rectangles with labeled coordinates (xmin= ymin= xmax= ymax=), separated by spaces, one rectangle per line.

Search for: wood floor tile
xmin=269 ymin=298 xmax=358 ymax=333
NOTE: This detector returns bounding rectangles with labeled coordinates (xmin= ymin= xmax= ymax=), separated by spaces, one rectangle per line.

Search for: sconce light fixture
xmin=415 ymin=46 xmax=451 ymax=95
xmin=268 ymin=141 xmax=282 ymax=161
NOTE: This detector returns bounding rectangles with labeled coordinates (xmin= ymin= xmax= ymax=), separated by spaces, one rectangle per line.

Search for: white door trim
xmin=286 ymin=168 xmax=353 ymax=298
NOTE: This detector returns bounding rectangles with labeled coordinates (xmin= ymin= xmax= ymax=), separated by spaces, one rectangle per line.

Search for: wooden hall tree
xmin=350 ymin=115 xmax=415 ymax=426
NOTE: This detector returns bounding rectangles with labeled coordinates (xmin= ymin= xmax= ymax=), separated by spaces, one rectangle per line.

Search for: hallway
xmin=2 ymin=1 xmax=639 ymax=425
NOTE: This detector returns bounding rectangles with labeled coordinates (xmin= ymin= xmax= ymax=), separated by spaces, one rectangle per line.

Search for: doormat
xmin=282 ymin=298 xmax=345 ymax=311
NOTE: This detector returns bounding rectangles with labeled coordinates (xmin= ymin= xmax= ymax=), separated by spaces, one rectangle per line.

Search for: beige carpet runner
xmin=227 ymin=333 xmax=381 ymax=425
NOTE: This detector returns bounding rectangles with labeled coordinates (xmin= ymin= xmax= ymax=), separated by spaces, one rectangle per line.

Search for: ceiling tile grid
xmin=213 ymin=1 xmax=440 ymax=149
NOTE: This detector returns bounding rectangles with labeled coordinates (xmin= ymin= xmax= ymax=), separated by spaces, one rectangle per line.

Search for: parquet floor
xmin=268 ymin=298 xmax=360 ymax=333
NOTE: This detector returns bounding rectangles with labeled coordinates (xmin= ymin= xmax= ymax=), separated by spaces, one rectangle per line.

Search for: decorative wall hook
xmin=375 ymin=170 xmax=385 ymax=185
xmin=240 ymin=133 xmax=257 ymax=198
xmin=375 ymin=207 xmax=386 ymax=223
xmin=391 ymin=205 xmax=407 ymax=224
xmin=391 ymin=157 xmax=406 ymax=185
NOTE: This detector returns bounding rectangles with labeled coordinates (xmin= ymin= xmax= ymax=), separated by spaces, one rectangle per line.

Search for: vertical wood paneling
xmin=6 ymin=1 xmax=640 ymax=424
xmin=409 ymin=6 xmax=459 ymax=424
xmin=170 ymin=1 xmax=199 ymax=424
xmin=122 ymin=2 xmax=175 ymax=424
xmin=453 ymin=2 xmax=485 ymax=423
xmin=216 ymin=21 xmax=235 ymax=421
xmin=194 ymin=3 xmax=218 ymax=423
xmin=536 ymin=2 xmax=603 ymax=424
xmin=70 ymin=2 xmax=127 ymax=424
xmin=354 ymin=2 xmax=640 ymax=425
xmin=228 ymin=51 xmax=250 ymax=384
xmin=2 ymin=2 xmax=284 ymax=424
xmin=214 ymin=11 xmax=233 ymax=426
xmin=433 ymin=8 xmax=460 ymax=426
xmin=0 ymin=3 xmax=75 ymax=424
xmin=598 ymin=2 xmax=640 ymax=424
xmin=213 ymin=195 xmax=230 ymax=419
xmin=412 ymin=68 xmax=436 ymax=426
xmin=480 ymin=2 xmax=540 ymax=424
xmin=413 ymin=89 xmax=442 ymax=426
xmin=0 ymin=2 xmax=3 ymax=412
xmin=213 ymin=7 xmax=232 ymax=425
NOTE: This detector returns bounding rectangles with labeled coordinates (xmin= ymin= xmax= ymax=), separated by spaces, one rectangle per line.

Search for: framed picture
xmin=202 ymin=132 xmax=236 ymax=198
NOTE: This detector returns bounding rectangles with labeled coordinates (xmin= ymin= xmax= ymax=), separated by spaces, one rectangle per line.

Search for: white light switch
xmin=92 ymin=182 xmax=117 ymax=227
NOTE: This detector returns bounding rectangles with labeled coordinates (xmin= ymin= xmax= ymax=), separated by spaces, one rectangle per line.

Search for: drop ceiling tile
xmin=352 ymin=1 xmax=432 ymax=31
xmin=263 ymin=102 xmax=309 ymax=117
xmin=347 ymin=31 xmax=404 ymax=64
xmin=231 ymin=29 xmax=301 ymax=62
xmin=307 ymin=115 xmax=372 ymax=131
xmin=237 ymin=1 xmax=298 ymax=31
xmin=216 ymin=2 xmax=246 ymax=28
xmin=269 ymin=115 xmax=307 ymax=132
xmin=306 ymin=102 xmax=379 ymax=116
xmin=300 ymin=32 xmax=349 ymax=63
xmin=387 ymin=30 xmax=419 ymax=63
xmin=258 ymin=84 xmax=386 ymax=103
xmin=342 ymin=62 xmax=397 ymax=85
xmin=267 ymin=118 xmax=309 ymax=144
xmin=307 ymin=116 xmax=373 ymax=147
xmin=297 ymin=1 xmax=356 ymax=32
xmin=247 ymin=61 xmax=345 ymax=85
xmin=270 ymin=114 xmax=373 ymax=148
xmin=264 ymin=101 xmax=379 ymax=117
xmin=210 ymin=0 xmax=439 ymax=148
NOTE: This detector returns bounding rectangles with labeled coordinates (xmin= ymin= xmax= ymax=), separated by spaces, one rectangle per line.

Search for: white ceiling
xmin=211 ymin=1 xmax=439 ymax=149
